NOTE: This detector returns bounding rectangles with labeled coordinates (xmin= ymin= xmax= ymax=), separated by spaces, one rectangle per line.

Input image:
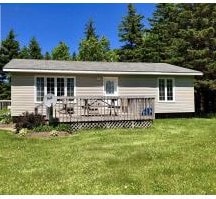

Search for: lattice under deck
xmin=68 ymin=120 xmax=153 ymax=131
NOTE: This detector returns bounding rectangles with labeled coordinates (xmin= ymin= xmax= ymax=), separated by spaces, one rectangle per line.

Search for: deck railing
xmin=35 ymin=96 xmax=155 ymax=123
xmin=0 ymin=100 xmax=11 ymax=110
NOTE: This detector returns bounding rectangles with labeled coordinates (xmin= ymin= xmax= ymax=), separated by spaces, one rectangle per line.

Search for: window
xmin=35 ymin=77 xmax=75 ymax=102
xmin=158 ymin=78 xmax=174 ymax=102
xmin=67 ymin=78 xmax=74 ymax=97
xmin=167 ymin=79 xmax=173 ymax=101
xmin=57 ymin=78 xmax=65 ymax=97
xmin=47 ymin=78 xmax=55 ymax=95
xmin=36 ymin=77 xmax=44 ymax=102
xmin=159 ymin=79 xmax=165 ymax=101
xmin=103 ymin=77 xmax=118 ymax=96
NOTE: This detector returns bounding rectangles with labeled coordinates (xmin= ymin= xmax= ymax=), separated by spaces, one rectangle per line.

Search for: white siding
xmin=10 ymin=73 xmax=195 ymax=116
xmin=11 ymin=73 xmax=35 ymax=116
xmin=155 ymin=77 xmax=194 ymax=113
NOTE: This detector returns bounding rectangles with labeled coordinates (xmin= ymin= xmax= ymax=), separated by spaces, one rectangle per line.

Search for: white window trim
xmin=157 ymin=78 xmax=175 ymax=102
xmin=34 ymin=76 xmax=76 ymax=103
xmin=103 ymin=77 xmax=118 ymax=96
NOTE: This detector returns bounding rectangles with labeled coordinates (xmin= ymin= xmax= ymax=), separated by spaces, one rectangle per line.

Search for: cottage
xmin=3 ymin=59 xmax=202 ymax=129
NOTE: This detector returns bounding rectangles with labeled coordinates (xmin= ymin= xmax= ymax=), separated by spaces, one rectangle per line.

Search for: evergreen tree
xmin=146 ymin=3 xmax=180 ymax=63
xmin=51 ymin=42 xmax=70 ymax=60
xmin=19 ymin=46 xmax=30 ymax=59
xmin=44 ymin=52 xmax=51 ymax=60
xmin=72 ymin=52 xmax=77 ymax=61
xmin=78 ymin=20 xmax=117 ymax=61
xmin=84 ymin=19 xmax=98 ymax=40
xmin=118 ymin=4 xmax=145 ymax=62
xmin=0 ymin=29 xmax=20 ymax=99
xmin=105 ymin=49 xmax=120 ymax=62
xmin=78 ymin=36 xmax=118 ymax=62
xmin=177 ymin=4 xmax=216 ymax=113
xmin=28 ymin=37 xmax=43 ymax=59
xmin=147 ymin=3 xmax=216 ymax=113
xmin=0 ymin=29 xmax=20 ymax=73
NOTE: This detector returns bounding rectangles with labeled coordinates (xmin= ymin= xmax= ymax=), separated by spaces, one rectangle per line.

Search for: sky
xmin=1 ymin=3 xmax=156 ymax=54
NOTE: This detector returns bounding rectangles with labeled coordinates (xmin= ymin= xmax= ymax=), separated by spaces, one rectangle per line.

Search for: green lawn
xmin=0 ymin=118 xmax=216 ymax=194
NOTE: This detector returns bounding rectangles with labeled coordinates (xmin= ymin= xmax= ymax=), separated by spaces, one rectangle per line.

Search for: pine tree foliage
xmin=118 ymin=4 xmax=145 ymax=62
xmin=72 ymin=52 xmax=77 ymax=61
xmin=146 ymin=4 xmax=180 ymax=63
xmin=78 ymin=20 xmax=118 ymax=62
xmin=0 ymin=29 xmax=20 ymax=99
xmin=119 ymin=4 xmax=144 ymax=48
xmin=51 ymin=42 xmax=70 ymax=60
xmin=84 ymin=19 xmax=98 ymax=40
xmin=0 ymin=29 xmax=20 ymax=72
xmin=19 ymin=46 xmax=30 ymax=59
xmin=78 ymin=36 xmax=117 ymax=61
xmin=147 ymin=3 xmax=216 ymax=112
xmin=28 ymin=37 xmax=43 ymax=59
xmin=44 ymin=52 xmax=51 ymax=60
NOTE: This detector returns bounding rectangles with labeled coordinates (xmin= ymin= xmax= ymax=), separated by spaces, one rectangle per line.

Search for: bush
xmin=18 ymin=128 xmax=29 ymax=137
xmin=14 ymin=112 xmax=46 ymax=133
xmin=33 ymin=124 xmax=53 ymax=132
xmin=55 ymin=124 xmax=72 ymax=133
xmin=0 ymin=108 xmax=12 ymax=124
xmin=32 ymin=123 xmax=73 ymax=134
xmin=50 ymin=130 xmax=59 ymax=137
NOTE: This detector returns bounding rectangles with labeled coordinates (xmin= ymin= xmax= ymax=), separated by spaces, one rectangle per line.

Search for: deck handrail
xmin=0 ymin=100 xmax=11 ymax=110
xmin=35 ymin=96 xmax=155 ymax=123
xmin=56 ymin=96 xmax=155 ymax=100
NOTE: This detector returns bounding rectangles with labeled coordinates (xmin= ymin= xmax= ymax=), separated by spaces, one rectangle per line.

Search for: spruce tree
xmin=118 ymin=4 xmax=145 ymax=62
xmin=44 ymin=52 xmax=51 ymax=60
xmin=84 ymin=19 xmax=98 ymax=40
xmin=0 ymin=29 xmax=20 ymax=99
xmin=78 ymin=20 xmax=117 ymax=61
xmin=19 ymin=46 xmax=30 ymax=59
xmin=72 ymin=52 xmax=77 ymax=61
xmin=0 ymin=29 xmax=20 ymax=72
xmin=146 ymin=3 xmax=180 ymax=63
xmin=147 ymin=3 xmax=216 ymax=113
xmin=28 ymin=37 xmax=43 ymax=59
xmin=51 ymin=42 xmax=70 ymax=60
xmin=178 ymin=4 xmax=216 ymax=112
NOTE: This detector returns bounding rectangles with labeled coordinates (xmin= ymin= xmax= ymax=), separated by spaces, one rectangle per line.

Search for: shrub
xmin=18 ymin=128 xmax=29 ymax=137
xmin=50 ymin=130 xmax=59 ymax=137
xmin=14 ymin=112 xmax=46 ymax=133
xmin=0 ymin=108 xmax=12 ymax=124
xmin=55 ymin=123 xmax=72 ymax=133
xmin=33 ymin=124 xmax=53 ymax=132
xmin=32 ymin=123 xmax=73 ymax=134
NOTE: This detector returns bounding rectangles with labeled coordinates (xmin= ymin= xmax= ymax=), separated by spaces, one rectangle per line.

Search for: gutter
xmin=3 ymin=68 xmax=203 ymax=76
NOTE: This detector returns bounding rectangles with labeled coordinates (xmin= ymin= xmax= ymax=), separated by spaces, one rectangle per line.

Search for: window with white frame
xmin=103 ymin=77 xmax=118 ymax=96
xmin=57 ymin=78 xmax=65 ymax=97
xmin=47 ymin=77 xmax=55 ymax=95
xmin=35 ymin=77 xmax=75 ymax=102
xmin=67 ymin=78 xmax=74 ymax=97
xmin=158 ymin=78 xmax=174 ymax=102
xmin=36 ymin=77 xmax=44 ymax=102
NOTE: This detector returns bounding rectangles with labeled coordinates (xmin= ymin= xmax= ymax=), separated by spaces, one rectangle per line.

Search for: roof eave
xmin=3 ymin=68 xmax=203 ymax=76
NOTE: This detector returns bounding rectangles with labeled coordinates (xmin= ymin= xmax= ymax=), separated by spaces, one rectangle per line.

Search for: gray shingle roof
xmin=3 ymin=59 xmax=202 ymax=75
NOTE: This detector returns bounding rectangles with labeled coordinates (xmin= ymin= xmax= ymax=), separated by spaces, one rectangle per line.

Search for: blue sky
xmin=1 ymin=3 xmax=156 ymax=54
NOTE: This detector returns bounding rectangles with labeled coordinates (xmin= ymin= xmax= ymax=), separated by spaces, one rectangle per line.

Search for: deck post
xmin=46 ymin=105 xmax=54 ymax=125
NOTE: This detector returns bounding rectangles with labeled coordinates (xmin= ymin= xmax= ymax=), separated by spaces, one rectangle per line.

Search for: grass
xmin=0 ymin=118 xmax=216 ymax=194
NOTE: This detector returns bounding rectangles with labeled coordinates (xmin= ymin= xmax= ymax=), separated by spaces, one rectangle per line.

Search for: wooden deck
xmin=35 ymin=96 xmax=155 ymax=130
xmin=57 ymin=114 xmax=154 ymax=123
